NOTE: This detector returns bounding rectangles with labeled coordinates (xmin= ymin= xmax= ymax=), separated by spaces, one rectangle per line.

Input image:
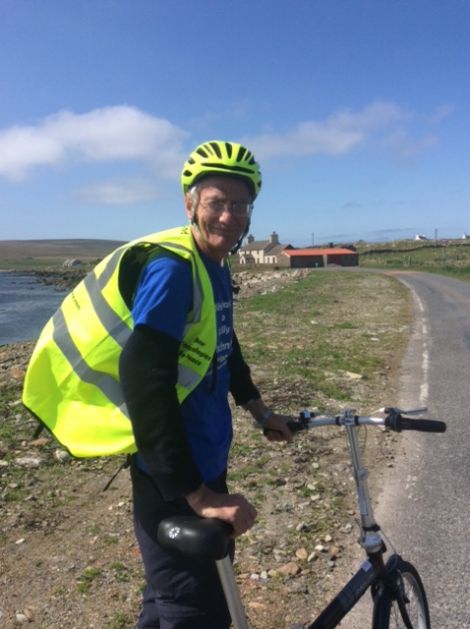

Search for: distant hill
xmin=0 ymin=239 xmax=125 ymax=270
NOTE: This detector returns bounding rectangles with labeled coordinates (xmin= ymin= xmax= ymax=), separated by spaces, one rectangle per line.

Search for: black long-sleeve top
xmin=119 ymin=325 xmax=259 ymax=501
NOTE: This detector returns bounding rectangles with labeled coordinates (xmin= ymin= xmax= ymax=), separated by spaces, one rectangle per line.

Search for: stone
xmin=54 ymin=449 xmax=71 ymax=463
xmin=277 ymin=562 xmax=301 ymax=577
xmin=15 ymin=456 xmax=42 ymax=468
xmin=295 ymin=547 xmax=308 ymax=560
xmin=15 ymin=612 xmax=29 ymax=624
xmin=30 ymin=438 xmax=49 ymax=447
xmin=344 ymin=371 xmax=363 ymax=380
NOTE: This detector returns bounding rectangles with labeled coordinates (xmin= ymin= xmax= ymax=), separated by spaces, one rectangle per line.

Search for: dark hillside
xmin=0 ymin=239 xmax=125 ymax=270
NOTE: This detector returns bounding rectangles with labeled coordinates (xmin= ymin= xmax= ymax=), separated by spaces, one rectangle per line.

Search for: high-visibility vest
xmin=22 ymin=225 xmax=217 ymax=458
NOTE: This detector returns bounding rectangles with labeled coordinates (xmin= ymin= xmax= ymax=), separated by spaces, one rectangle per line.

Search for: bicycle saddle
xmin=157 ymin=516 xmax=232 ymax=560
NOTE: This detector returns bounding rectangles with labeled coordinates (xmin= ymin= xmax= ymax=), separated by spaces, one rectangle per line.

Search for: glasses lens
xmin=204 ymin=200 xmax=252 ymax=217
xmin=231 ymin=202 xmax=252 ymax=217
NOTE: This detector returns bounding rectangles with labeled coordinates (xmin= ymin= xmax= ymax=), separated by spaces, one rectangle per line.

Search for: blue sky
xmin=1 ymin=0 xmax=469 ymax=246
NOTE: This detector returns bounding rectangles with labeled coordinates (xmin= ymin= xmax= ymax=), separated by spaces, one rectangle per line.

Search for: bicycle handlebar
xmin=280 ymin=408 xmax=447 ymax=434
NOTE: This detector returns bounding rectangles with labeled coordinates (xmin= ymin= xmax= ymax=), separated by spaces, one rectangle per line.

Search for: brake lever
xmin=382 ymin=406 xmax=428 ymax=417
xmin=401 ymin=407 xmax=428 ymax=415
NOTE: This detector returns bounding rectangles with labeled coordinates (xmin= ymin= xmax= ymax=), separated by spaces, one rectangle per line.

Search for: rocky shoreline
xmin=7 ymin=264 xmax=311 ymax=293
xmin=10 ymin=267 xmax=88 ymax=291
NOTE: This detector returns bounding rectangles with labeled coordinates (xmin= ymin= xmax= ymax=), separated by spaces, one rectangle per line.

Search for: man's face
xmin=185 ymin=176 xmax=252 ymax=262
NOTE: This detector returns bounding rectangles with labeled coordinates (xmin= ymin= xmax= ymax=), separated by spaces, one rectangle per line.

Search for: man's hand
xmin=243 ymin=399 xmax=295 ymax=442
xmin=185 ymin=485 xmax=257 ymax=537
xmin=263 ymin=413 xmax=295 ymax=442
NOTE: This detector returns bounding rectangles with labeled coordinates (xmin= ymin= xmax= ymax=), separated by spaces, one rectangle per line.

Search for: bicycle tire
xmin=373 ymin=557 xmax=431 ymax=629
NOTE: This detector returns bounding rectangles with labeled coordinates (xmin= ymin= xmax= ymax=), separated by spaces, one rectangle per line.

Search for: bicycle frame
xmin=158 ymin=408 xmax=442 ymax=628
xmin=307 ymin=411 xmax=387 ymax=628
xmin=215 ymin=412 xmax=391 ymax=629
xmin=204 ymin=411 xmax=392 ymax=629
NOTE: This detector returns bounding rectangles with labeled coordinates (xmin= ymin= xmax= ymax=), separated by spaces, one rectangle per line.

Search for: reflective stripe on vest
xmin=56 ymin=236 xmax=208 ymax=407
xmin=51 ymin=308 xmax=129 ymax=417
xmin=22 ymin=226 xmax=217 ymax=457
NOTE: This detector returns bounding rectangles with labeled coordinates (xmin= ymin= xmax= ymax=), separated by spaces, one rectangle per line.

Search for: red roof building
xmin=281 ymin=248 xmax=358 ymax=268
xmin=238 ymin=233 xmax=359 ymax=268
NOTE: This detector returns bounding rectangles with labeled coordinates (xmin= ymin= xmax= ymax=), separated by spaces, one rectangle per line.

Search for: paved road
xmin=345 ymin=271 xmax=470 ymax=628
xmin=378 ymin=271 xmax=470 ymax=628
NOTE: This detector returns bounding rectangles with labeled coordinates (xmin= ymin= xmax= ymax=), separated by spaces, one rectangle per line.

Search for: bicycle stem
xmin=344 ymin=412 xmax=383 ymax=555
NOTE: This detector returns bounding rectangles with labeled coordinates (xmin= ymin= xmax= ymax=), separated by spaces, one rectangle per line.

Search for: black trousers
xmin=130 ymin=459 xmax=233 ymax=629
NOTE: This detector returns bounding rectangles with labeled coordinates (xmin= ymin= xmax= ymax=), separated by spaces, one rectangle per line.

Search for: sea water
xmin=0 ymin=272 xmax=68 ymax=346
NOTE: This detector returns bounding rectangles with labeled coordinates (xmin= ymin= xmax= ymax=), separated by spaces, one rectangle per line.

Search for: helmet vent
xmin=225 ymin=142 xmax=233 ymax=158
xmin=236 ymin=146 xmax=247 ymax=162
xmin=196 ymin=148 xmax=208 ymax=158
xmin=210 ymin=142 xmax=222 ymax=158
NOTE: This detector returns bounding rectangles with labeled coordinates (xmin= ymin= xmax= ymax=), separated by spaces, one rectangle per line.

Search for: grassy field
xmin=358 ymin=239 xmax=470 ymax=281
xmin=235 ymin=269 xmax=409 ymax=412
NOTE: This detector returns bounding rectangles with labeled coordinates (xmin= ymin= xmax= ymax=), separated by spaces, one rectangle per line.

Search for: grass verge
xmin=359 ymin=241 xmax=470 ymax=281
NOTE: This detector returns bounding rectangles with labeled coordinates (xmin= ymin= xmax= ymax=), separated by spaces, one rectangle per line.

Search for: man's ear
xmin=184 ymin=193 xmax=193 ymax=222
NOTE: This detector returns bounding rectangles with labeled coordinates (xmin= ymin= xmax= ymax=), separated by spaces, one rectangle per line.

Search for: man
xmin=22 ymin=140 xmax=293 ymax=628
xmin=121 ymin=140 xmax=293 ymax=628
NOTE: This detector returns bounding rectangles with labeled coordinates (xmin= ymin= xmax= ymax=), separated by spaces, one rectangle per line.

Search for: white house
xmin=238 ymin=232 xmax=288 ymax=265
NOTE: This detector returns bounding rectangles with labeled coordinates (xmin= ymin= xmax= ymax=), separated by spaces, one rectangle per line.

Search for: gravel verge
xmin=0 ymin=268 xmax=410 ymax=628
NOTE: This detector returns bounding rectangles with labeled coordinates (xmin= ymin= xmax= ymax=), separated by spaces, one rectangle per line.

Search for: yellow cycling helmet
xmin=181 ymin=140 xmax=262 ymax=199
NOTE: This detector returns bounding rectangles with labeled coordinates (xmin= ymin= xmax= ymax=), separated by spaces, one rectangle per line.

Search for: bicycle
xmin=157 ymin=407 xmax=446 ymax=628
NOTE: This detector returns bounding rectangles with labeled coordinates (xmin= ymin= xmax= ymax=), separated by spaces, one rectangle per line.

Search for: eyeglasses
xmin=201 ymin=198 xmax=253 ymax=218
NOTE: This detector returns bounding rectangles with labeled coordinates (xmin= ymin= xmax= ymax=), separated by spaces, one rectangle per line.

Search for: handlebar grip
xmin=387 ymin=415 xmax=447 ymax=433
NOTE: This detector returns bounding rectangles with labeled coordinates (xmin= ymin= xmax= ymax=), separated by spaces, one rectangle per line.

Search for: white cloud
xmin=426 ymin=104 xmax=454 ymax=125
xmin=383 ymin=128 xmax=438 ymax=158
xmin=0 ymin=101 xmax=450 ymax=184
xmin=245 ymin=101 xmax=411 ymax=159
xmin=0 ymin=106 xmax=188 ymax=181
xmin=248 ymin=123 xmax=363 ymax=158
xmin=0 ymin=126 xmax=65 ymax=181
xmin=76 ymin=178 xmax=161 ymax=206
xmin=379 ymin=103 xmax=453 ymax=158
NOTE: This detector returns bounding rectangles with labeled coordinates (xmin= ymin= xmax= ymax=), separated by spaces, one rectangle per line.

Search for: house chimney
xmin=247 ymin=234 xmax=255 ymax=243
xmin=270 ymin=231 xmax=279 ymax=244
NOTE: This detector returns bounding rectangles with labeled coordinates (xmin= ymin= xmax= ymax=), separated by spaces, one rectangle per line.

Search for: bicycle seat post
xmin=216 ymin=555 xmax=249 ymax=629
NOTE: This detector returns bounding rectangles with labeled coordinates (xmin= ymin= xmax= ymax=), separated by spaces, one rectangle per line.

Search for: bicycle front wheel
xmin=373 ymin=557 xmax=431 ymax=629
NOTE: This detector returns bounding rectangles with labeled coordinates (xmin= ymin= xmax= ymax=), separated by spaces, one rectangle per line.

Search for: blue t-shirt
xmin=131 ymin=250 xmax=233 ymax=482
